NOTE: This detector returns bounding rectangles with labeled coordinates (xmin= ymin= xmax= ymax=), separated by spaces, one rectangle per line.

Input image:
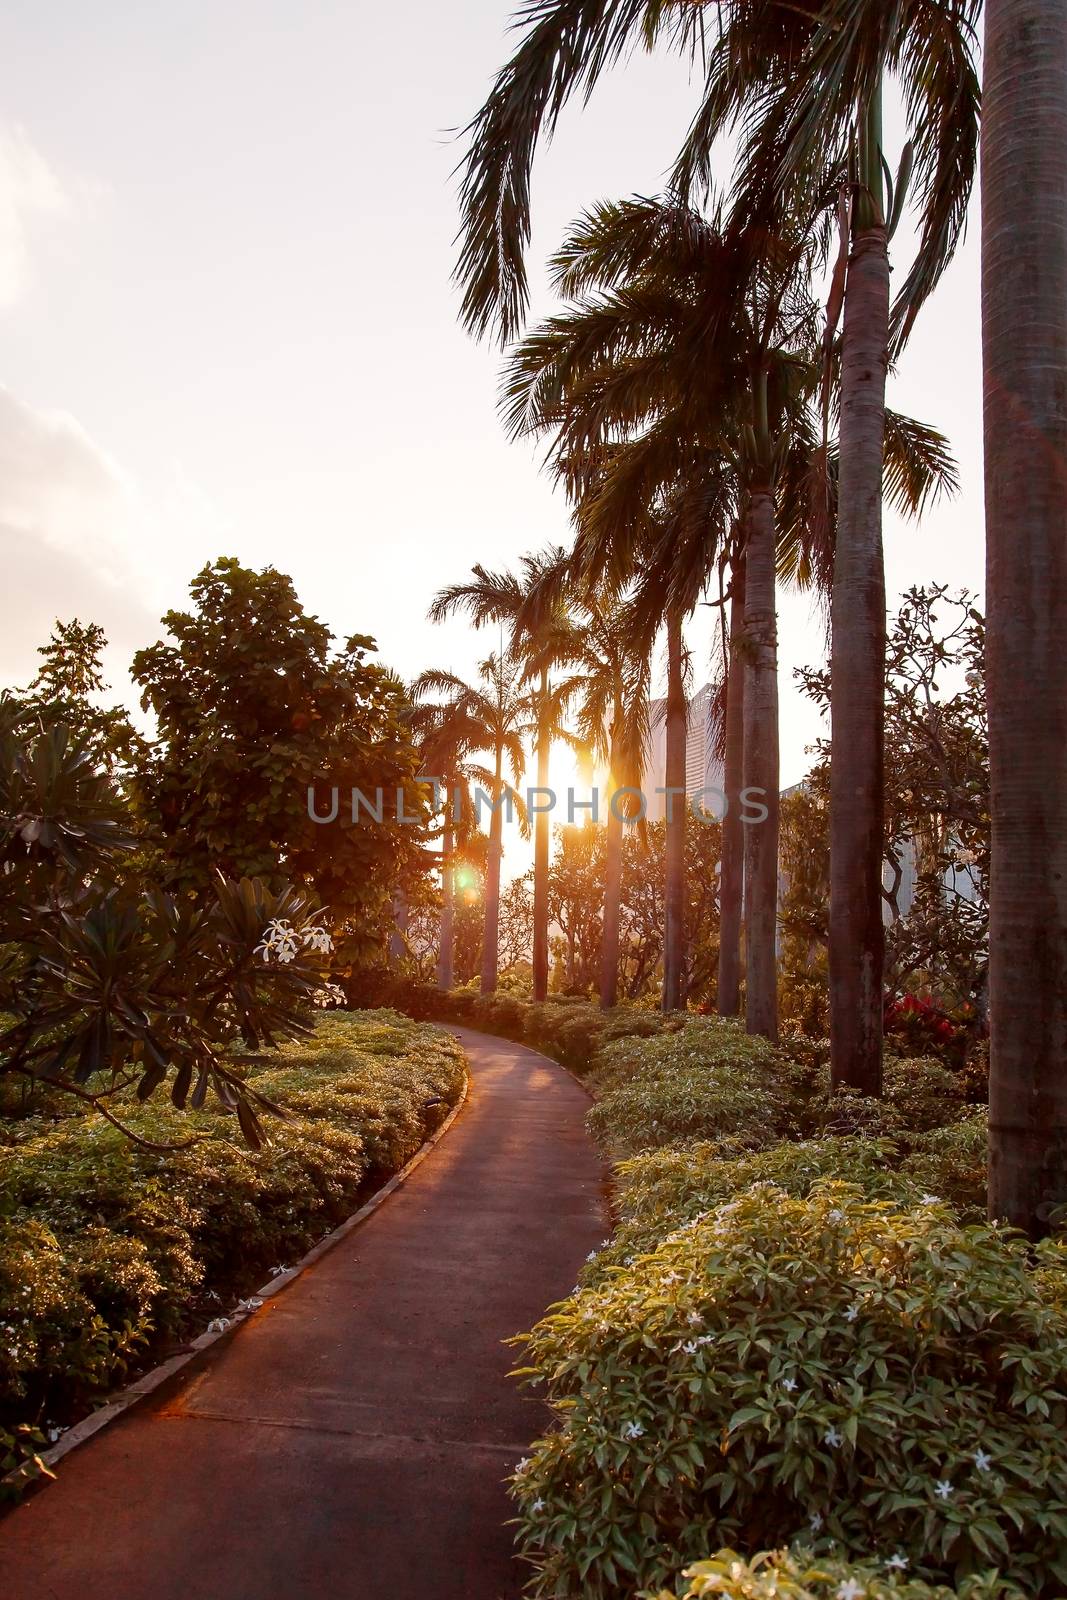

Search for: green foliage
xmin=659 ymin=1547 xmax=1010 ymax=1600
xmin=510 ymin=1183 xmax=1067 ymax=1597
xmin=3 ymin=619 xmax=146 ymax=778
xmin=0 ymin=1422 xmax=55 ymax=1501
xmin=0 ymin=702 xmax=345 ymax=1138
xmin=587 ymin=1019 xmax=793 ymax=1156
xmin=132 ymin=557 xmax=427 ymax=967
xmin=0 ymin=1011 xmax=464 ymax=1434
xmin=798 ymin=1059 xmax=971 ymax=1141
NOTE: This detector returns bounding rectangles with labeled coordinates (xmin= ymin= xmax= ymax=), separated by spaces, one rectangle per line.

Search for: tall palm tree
xmin=429 ymin=552 xmax=576 ymax=1002
xmin=456 ymin=0 xmax=978 ymax=1081
xmin=503 ymin=195 xmax=828 ymax=1038
xmin=716 ymin=539 xmax=746 ymax=1016
xmin=518 ymin=562 xmax=651 ymax=1010
xmin=413 ymin=656 xmax=531 ymax=993
xmin=409 ymin=696 xmax=491 ymax=988
xmin=982 ymin=0 xmax=1067 ymax=1234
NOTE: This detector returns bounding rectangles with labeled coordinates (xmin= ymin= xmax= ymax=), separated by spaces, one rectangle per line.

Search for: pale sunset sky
xmin=1 ymin=1 xmax=984 ymax=816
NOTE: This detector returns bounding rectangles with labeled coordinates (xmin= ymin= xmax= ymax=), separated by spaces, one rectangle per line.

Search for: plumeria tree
xmin=0 ymin=709 xmax=338 ymax=1148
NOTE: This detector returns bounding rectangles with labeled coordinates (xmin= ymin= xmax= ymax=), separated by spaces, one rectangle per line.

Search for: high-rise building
xmin=642 ymin=681 xmax=725 ymax=821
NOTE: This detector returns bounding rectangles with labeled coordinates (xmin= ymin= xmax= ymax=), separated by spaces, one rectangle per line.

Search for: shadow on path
xmin=0 ymin=1027 xmax=606 ymax=1600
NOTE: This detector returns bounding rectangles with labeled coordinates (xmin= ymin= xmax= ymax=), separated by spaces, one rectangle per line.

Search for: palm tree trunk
xmin=717 ymin=554 xmax=746 ymax=1015
xmin=437 ymin=802 xmax=455 ymax=989
xmin=829 ymin=201 xmax=889 ymax=1095
xmin=742 ymin=489 xmax=779 ymax=1041
xmin=532 ymin=668 xmax=551 ymax=1002
xmin=982 ymin=0 xmax=1067 ymax=1233
xmin=480 ymin=750 xmax=504 ymax=994
xmin=600 ymin=736 xmax=624 ymax=1009
xmin=662 ymin=609 xmax=687 ymax=1011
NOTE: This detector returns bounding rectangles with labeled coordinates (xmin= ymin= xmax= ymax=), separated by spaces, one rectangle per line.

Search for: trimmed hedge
xmin=510 ymin=1181 xmax=1067 ymax=1597
xmin=0 ymin=1010 xmax=465 ymax=1441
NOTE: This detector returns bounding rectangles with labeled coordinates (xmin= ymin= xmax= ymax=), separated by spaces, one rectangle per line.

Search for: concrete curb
xmin=10 ymin=1063 xmax=471 ymax=1485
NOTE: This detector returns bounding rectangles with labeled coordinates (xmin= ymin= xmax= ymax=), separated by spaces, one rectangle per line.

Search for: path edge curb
xmin=10 ymin=1056 xmax=471 ymax=1486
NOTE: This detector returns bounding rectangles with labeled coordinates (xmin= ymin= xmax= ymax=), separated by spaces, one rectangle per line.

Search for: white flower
xmin=680 ymin=1340 xmax=699 ymax=1356
xmin=530 ymin=1498 xmax=546 ymax=1514
xmin=661 ymin=1271 xmax=681 ymax=1285
xmin=623 ymin=1256 xmax=635 ymax=1267
xmin=514 ymin=1457 xmax=531 ymax=1475
xmin=886 ymin=1554 xmax=909 ymax=1572
xmin=845 ymin=1303 xmax=860 ymax=1322
xmin=206 ymin=1317 xmax=230 ymax=1334
xmin=974 ymin=1448 xmax=993 ymax=1473
xmin=621 ymin=1420 xmax=645 ymax=1441
xmin=255 ymin=918 xmax=301 ymax=964
xmin=836 ymin=1582 xmax=865 ymax=1600
xmin=600 ymin=1238 xmax=611 ymax=1248
xmin=828 ymin=1209 xmax=845 ymax=1223
xmin=312 ymin=982 xmax=346 ymax=1008
xmin=809 ymin=1511 xmax=823 ymax=1533
xmin=586 ymin=1250 xmax=598 ymax=1263
xmin=781 ymin=1377 xmax=797 ymax=1393
xmin=921 ymin=1194 xmax=941 ymax=1206
xmin=687 ymin=1311 xmax=704 ymax=1328
xmin=934 ymin=1479 xmax=953 ymax=1501
xmin=301 ymin=924 xmax=334 ymax=955
xmin=824 ymin=1426 xmax=843 ymax=1448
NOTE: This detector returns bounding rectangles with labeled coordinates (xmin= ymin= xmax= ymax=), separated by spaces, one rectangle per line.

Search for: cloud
xmin=0 ymin=386 xmax=157 ymax=701
xmin=0 ymin=126 xmax=75 ymax=309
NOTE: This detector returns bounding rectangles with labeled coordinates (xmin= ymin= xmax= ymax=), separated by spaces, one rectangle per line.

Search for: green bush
xmin=900 ymin=1114 xmax=988 ymax=1222
xmin=658 ymin=1547 xmax=1011 ymax=1599
xmin=586 ymin=1019 xmax=794 ymax=1156
xmin=510 ymin=1181 xmax=1067 ymax=1598
xmin=797 ymin=1059 xmax=970 ymax=1141
xmin=0 ymin=1009 xmax=465 ymax=1431
xmin=582 ymin=1138 xmax=908 ymax=1283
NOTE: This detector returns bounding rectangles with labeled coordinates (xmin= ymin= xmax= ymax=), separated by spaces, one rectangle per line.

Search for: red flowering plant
xmin=883 ymin=991 xmax=969 ymax=1067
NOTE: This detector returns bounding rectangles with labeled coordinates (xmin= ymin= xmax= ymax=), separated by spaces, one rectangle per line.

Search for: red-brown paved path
xmin=0 ymin=1028 xmax=606 ymax=1600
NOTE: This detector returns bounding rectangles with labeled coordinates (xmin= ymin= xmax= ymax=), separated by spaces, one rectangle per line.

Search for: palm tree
xmin=517 ymin=561 xmax=651 ymax=1010
xmin=413 ymin=656 xmax=531 ymax=993
xmin=429 ymin=552 xmax=575 ymax=1002
xmin=408 ymin=696 xmax=488 ymax=988
xmin=982 ymin=0 xmax=1067 ymax=1233
xmin=716 ymin=540 xmax=746 ymax=1016
xmin=503 ymin=195 xmax=828 ymax=1038
xmin=456 ymin=0 xmax=979 ymax=1080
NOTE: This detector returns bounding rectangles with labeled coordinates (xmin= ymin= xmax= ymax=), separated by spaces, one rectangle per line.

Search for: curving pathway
xmin=0 ymin=1027 xmax=607 ymax=1600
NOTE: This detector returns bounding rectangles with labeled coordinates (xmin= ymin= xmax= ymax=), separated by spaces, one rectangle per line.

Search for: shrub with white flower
xmin=508 ymin=1181 xmax=1067 ymax=1599
xmin=659 ymin=1546 xmax=1011 ymax=1599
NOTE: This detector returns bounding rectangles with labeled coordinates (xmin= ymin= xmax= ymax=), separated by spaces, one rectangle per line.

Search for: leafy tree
xmin=547 ymin=823 xmax=605 ymax=994
xmin=498 ymin=872 xmax=535 ymax=970
xmin=9 ymin=619 xmax=145 ymax=777
xmin=0 ymin=711 xmax=335 ymax=1147
xmin=132 ymin=558 xmax=426 ymax=970
xmin=790 ymin=588 xmax=989 ymax=1040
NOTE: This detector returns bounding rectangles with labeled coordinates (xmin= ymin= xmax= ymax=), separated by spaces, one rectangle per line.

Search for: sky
xmin=0 ymin=0 xmax=984 ymax=810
